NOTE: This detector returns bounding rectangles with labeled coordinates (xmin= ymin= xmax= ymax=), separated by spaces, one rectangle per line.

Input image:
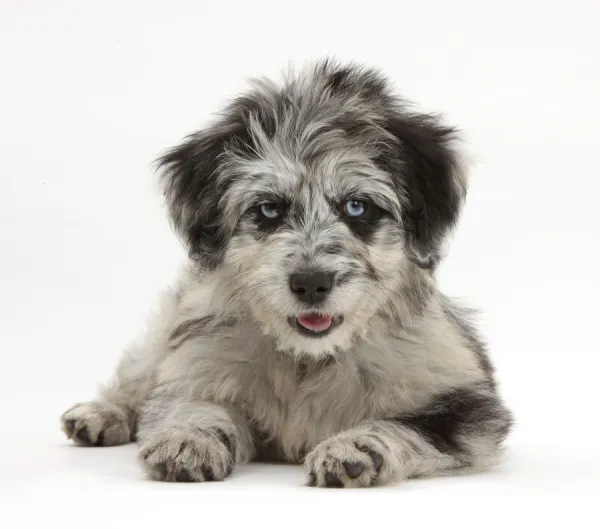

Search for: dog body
xmin=61 ymin=61 xmax=512 ymax=487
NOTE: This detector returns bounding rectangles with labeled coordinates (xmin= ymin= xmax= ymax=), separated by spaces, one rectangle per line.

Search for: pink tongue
xmin=297 ymin=313 xmax=333 ymax=332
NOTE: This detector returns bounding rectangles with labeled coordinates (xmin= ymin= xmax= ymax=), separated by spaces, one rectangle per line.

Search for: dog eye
xmin=259 ymin=203 xmax=281 ymax=219
xmin=344 ymin=199 xmax=367 ymax=218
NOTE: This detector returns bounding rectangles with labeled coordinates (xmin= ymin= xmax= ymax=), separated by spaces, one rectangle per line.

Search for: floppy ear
xmin=382 ymin=112 xmax=469 ymax=269
xmin=157 ymin=125 xmax=239 ymax=269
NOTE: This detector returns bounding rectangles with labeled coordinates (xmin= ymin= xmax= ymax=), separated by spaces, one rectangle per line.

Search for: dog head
xmin=158 ymin=61 xmax=468 ymax=357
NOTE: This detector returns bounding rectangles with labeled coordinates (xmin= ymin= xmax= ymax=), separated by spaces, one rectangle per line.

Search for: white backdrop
xmin=1 ymin=0 xmax=599 ymax=526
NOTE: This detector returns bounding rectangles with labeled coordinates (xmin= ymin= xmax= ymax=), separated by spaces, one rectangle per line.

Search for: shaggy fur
xmin=61 ymin=60 xmax=512 ymax=487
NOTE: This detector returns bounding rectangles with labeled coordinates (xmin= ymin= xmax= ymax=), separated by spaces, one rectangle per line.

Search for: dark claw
xmin=215 ymin=428 xmax=236 ymax=460
xmin=369 ymin=451 xmax=383 ymax=472
xmin=357 ymin=445 xmax=383 ymax=473
xmin=96 ymin=430 xmax=105 ymax=446
xmin=324 ymin=471 xmax=344 ymax=488
xmin=201 ymin=465 xmax=215 ymax=481
xmin=175 ymin=469 xmax=194 ymax=482
xmin=343 ymin=460 xmax=364 ymax=479
xmin=215 ymin=429 xmax=231 ymax=451
xmin=154 ymin=463 xmax=168 ymax=480
xmin=308 ymin=471 xmax=317 ymax=486
xmin=76 ymin=426 xmax=91 ymax=444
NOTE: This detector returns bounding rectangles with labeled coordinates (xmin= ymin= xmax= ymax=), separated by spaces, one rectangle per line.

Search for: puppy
xmin=61 ymin=60 xmax=512 ymax=487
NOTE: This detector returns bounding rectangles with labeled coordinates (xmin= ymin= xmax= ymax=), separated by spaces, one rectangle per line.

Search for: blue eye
xmin=260 ymin=203 xmax=280 ymax=219
xmin=344 ymin=199 xmax=367 ymax=217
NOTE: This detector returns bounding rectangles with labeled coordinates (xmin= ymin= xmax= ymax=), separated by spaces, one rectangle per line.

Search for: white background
xmin=1 ymin=0 xmax=599 ymax=526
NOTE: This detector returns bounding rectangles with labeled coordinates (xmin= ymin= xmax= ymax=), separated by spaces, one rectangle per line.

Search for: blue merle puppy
xmin=61 ymin=60 xmax=512 ymax=488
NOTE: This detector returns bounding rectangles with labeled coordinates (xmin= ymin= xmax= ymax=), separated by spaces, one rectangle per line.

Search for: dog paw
xmin=61 ymin=401 xmax=131 ymax=446
xmin=304 ymin=434 xmax=388 ymax=488
xmin=139 ymin=427 xmax=236 ymax=482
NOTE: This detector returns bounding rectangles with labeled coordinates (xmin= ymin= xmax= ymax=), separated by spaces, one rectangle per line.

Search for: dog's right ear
xmin=157 ymin=125 xmax=239 ymax=269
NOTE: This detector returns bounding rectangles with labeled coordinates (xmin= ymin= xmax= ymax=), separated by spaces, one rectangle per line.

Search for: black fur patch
xmin=393 ymin=387 xmax=512 ymax=456
xmin=377 ymin=113 xmax=465 ymax=268
xmin=158 ymin=122 xmax=249 ymax=268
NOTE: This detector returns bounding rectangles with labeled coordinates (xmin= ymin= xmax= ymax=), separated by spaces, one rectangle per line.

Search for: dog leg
xmin=60 ymin=338 xmax=168 ymax=447
xmin=305 ymin=385 xmax=512 ymax=488
xmin=60 ymin=346 xmax=154 ymax=446
xmin=60 ymin=285 xmax=183 ymax=446
xmin=136 ymin=393 xmax=255 ymax=482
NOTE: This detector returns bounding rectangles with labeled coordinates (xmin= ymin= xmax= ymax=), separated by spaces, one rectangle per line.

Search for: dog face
xmin=159 ymin=61 xmax=468 ymax=357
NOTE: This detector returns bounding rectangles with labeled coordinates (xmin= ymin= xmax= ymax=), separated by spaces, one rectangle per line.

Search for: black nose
xmin=289 ymin=271 xmax=333 ymax=304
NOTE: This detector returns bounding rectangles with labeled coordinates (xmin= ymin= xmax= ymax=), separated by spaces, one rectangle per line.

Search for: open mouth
xmin=288 ymin=312 xmax=344 ymax=337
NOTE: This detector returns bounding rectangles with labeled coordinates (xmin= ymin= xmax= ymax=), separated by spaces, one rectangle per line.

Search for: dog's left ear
xmin=382 ymin=111 xmax=469 ymax=269
xmin=157 ymin=124 xmax=240 ymax=269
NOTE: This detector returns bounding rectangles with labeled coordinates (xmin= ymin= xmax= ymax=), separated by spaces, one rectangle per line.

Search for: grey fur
xmin=60 ymin=60 xmax=512 ymax=487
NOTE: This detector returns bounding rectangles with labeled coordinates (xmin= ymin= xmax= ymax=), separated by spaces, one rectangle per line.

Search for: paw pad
xmin=342 ymin=460 xmax=364 ymax=479
xmin=305 ymin=435 xmax=387 ymax=488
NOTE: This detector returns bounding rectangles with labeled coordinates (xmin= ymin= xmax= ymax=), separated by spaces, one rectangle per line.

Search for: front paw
xmin=139 ymin=427 xmax=236 ymax=482
xmin=304 ymin=434 xmax=388 ymax=488
xmin=61 ymin=401 xmax=131 ymax=446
